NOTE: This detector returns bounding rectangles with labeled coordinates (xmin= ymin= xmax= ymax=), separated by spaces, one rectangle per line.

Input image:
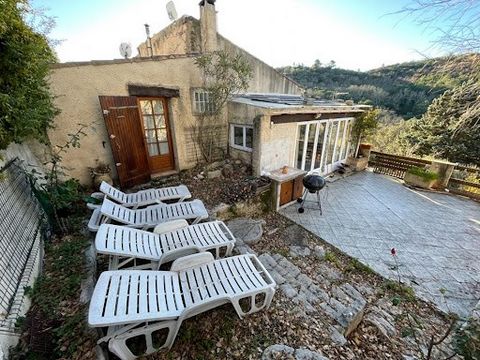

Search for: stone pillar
xmin=359 ymin=143 xmax=372 ymax=159
xmin=429 ymin=160 xmax=456 ymax=189
xmin=199 ymin=0 xmax=217 ymax=53
xmin=252 ymin=115 xmax=266 ymax=177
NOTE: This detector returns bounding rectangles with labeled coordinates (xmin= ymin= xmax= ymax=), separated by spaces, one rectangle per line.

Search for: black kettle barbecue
xmin=297 ymin=173 xmax=326 ymax=214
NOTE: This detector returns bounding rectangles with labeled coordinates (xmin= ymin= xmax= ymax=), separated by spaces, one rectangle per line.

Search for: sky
xmin=32 ymin=0 xmax=446 ymax=71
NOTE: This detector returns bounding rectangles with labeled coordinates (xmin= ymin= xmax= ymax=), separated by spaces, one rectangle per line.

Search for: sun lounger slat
xmin=104 ymin=274 xmax=121 ymax=318
xmin=98 ymin=182 xmax=191 ymax=208
xmin=89 ymin=255 xmax=275 ymax=328
xmin=95 ymin=221 xmax=235 ymax=269
xmin=225 ymin=257 xmax=250 ymax=292
xmin=88 ymin=198 xmax=208 ymax=232
xmin=127 ymin=274 xmax=139 ymax=317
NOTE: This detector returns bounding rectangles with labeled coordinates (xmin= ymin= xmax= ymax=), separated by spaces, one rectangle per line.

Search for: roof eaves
xmin=50 ymin=53 xmax=200 ymax=69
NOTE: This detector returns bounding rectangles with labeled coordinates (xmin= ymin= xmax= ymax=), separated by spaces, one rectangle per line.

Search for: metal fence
xmin=0 ymin=158 xmax=45 ymax=331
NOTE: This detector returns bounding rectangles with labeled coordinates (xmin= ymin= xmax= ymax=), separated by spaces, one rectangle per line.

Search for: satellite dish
xmin=119 ymin=42 xmax=132 ymax=59
xmin=166 ymin=1 xmax=178 ymax=21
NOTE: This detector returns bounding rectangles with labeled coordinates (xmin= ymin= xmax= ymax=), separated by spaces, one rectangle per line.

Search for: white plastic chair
xmin=90 ymin=181 xmax=191 ymax=209
xmin=88 ymin=253 xmax=276 ymax=360
xmin=88 ymin=198 xmax=208 ymax=232
xmin=95 ymin=220 xmax=236 ymax=270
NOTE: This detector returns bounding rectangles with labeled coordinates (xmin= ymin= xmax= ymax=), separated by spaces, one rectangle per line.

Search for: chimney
xmin=199 ymin=0 xmax=217 ymax=53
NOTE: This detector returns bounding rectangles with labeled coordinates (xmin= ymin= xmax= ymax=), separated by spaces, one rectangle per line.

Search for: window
xmin=193 ymin=89 xmax=215 ymax=114
xmin=139 ymin=99 xmax=170 ymax=157
xmin=230 ymin=125 xmax=253 ymax=152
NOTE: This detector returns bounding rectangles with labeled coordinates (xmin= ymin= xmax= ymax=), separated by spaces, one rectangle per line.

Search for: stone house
xmin=48 ymin=0 xmax=366 ymax=188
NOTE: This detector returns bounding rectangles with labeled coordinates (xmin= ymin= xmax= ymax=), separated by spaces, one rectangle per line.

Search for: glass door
xmin=138 ymin=98 xmax=175 ymax=173
xmin=295 ymin=118 xmax=353 ymax=174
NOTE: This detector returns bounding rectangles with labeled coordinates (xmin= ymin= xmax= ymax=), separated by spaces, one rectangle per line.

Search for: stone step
xmin=258 ymin=253 xmax=366 ymax=339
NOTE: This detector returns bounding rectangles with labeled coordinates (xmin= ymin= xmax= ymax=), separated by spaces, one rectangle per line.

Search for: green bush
xmin=453 ymin=318 xmax=480 ymax=360
xmin=406 ymin=166 xmax=439 ymax=181
xmin=32 ymin=178 xmax=83 ymax=220
xmin=0 ymin=0 xmax=57 ymax=149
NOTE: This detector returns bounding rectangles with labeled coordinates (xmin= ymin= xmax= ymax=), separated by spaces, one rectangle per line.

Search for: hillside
xmin=279 ymin=54 xmax=479 ymax=119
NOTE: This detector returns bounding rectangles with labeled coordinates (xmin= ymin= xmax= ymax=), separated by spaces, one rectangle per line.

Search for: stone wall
xmin=218 ymin=35 xmax=303 ymax=95
xmin=137 ymin=17 xmax=200 ymax=57
xmin=139 ymin=16 xmax=303 ymax=95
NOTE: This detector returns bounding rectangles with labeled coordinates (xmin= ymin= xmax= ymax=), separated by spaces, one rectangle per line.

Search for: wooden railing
xmin=369 ymin=151 xmax=431 ymax=179
xmin=448 ymin=174 xmax=480 ymax=201
xmin=368 ymin=151 xmax=480 ymax=201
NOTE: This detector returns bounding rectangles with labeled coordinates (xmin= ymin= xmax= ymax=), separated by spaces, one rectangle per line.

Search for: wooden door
xmin=137 ymin=98 xmax=175 ymax=173
xmin=99 ymin=96 xmax=151 ymax=188
xmin=280 ymin=181 xmax=293 ymax=206
xmin=293 ymin=176 xmax=304 ymax=200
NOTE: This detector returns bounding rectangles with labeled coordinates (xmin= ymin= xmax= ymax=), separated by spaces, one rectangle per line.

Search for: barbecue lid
xmin=303 ymin=174 xmax=326 ymax=192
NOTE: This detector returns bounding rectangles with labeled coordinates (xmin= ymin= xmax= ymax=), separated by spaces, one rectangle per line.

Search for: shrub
xmin=406 ymin=166 xmax=439 ymax=181
xmin=453 ymin=318 xmax=480 ymax=359
xmin=0 ymin=0 xmax=58 ymax=149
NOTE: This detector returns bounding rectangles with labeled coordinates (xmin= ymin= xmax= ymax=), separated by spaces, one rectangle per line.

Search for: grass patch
xmin=345 ymin=258 xmax=375 ymax=274
xmin=324 ymin=251 xmax=340 ymax=267
xmin=382 ymin=280 xmax=416 ymax=303
xmin=401 ymin=327 xmax=415 ymax=338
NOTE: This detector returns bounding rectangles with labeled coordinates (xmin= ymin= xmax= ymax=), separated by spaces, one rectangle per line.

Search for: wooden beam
xmin=271 ymin=112 xmax=359 ymax=124
xmin=127 ymin=84 xmax=180 ymax=98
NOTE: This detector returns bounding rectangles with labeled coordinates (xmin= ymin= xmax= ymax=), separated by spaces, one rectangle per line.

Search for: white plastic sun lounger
xmin=91 ymin=181 xmax=191 ymax=209
xmin=95 ymin=220 xmax=236 ymax=270
xmin=89 ymin=253 xmax=276 ymax=360
xmin=88 ymin=198 xmax=208 ymax=232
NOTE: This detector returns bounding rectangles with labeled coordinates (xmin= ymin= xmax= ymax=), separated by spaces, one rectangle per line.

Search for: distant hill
xmin=278 ymin=54 xmax=479 ymax=119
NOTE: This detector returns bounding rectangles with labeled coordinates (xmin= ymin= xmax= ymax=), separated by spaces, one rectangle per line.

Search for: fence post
xmin=430 ymin=160 xmax=456 ymax=190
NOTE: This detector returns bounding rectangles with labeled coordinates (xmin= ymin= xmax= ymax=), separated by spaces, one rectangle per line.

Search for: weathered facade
xmin=48 ymin=1 xmax=302 ymax=186
xmin=227 ymin=95 xmax=369 ymax=177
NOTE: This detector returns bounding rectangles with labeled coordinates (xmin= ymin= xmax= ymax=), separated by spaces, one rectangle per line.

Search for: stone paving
xmin=258 ymin=252 xmax=366 ymax=342
xmin=281 ymin=171 xmax=480 ymax=318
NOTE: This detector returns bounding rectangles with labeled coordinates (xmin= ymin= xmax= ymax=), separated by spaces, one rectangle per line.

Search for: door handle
xmin=116 ymin=163 xmax=122 ymax=167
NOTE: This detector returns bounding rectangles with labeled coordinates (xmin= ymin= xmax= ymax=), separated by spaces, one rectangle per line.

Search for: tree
xmin=193 ymin=50 xmax=252 ymax=163
xmin=395 ymin=0 xmax=480 ymax=131
xmin=397 ymin=0 xmax=480 ymax=54
xmin=367 ymin=119 xmax=418 ymax=156
xmin=327 ymin=60 xmax=336 ymax=68
xmin=0 ymin=0 xmax=57 ymax=150
xmin=408 ymin=79 xmax=480 ymax=166
xmin=313 ymin=59 xmax=322 ymax=69
xmin=352 ymin=109 xmax=380 ymax=155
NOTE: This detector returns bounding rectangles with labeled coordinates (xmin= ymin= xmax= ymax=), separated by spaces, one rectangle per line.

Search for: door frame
xmin=135 ymin=96 xmax=176 ymax=174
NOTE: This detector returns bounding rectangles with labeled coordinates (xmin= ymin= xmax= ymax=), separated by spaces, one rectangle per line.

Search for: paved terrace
xmin=281 ymin=171 xmax=480 ymax=318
